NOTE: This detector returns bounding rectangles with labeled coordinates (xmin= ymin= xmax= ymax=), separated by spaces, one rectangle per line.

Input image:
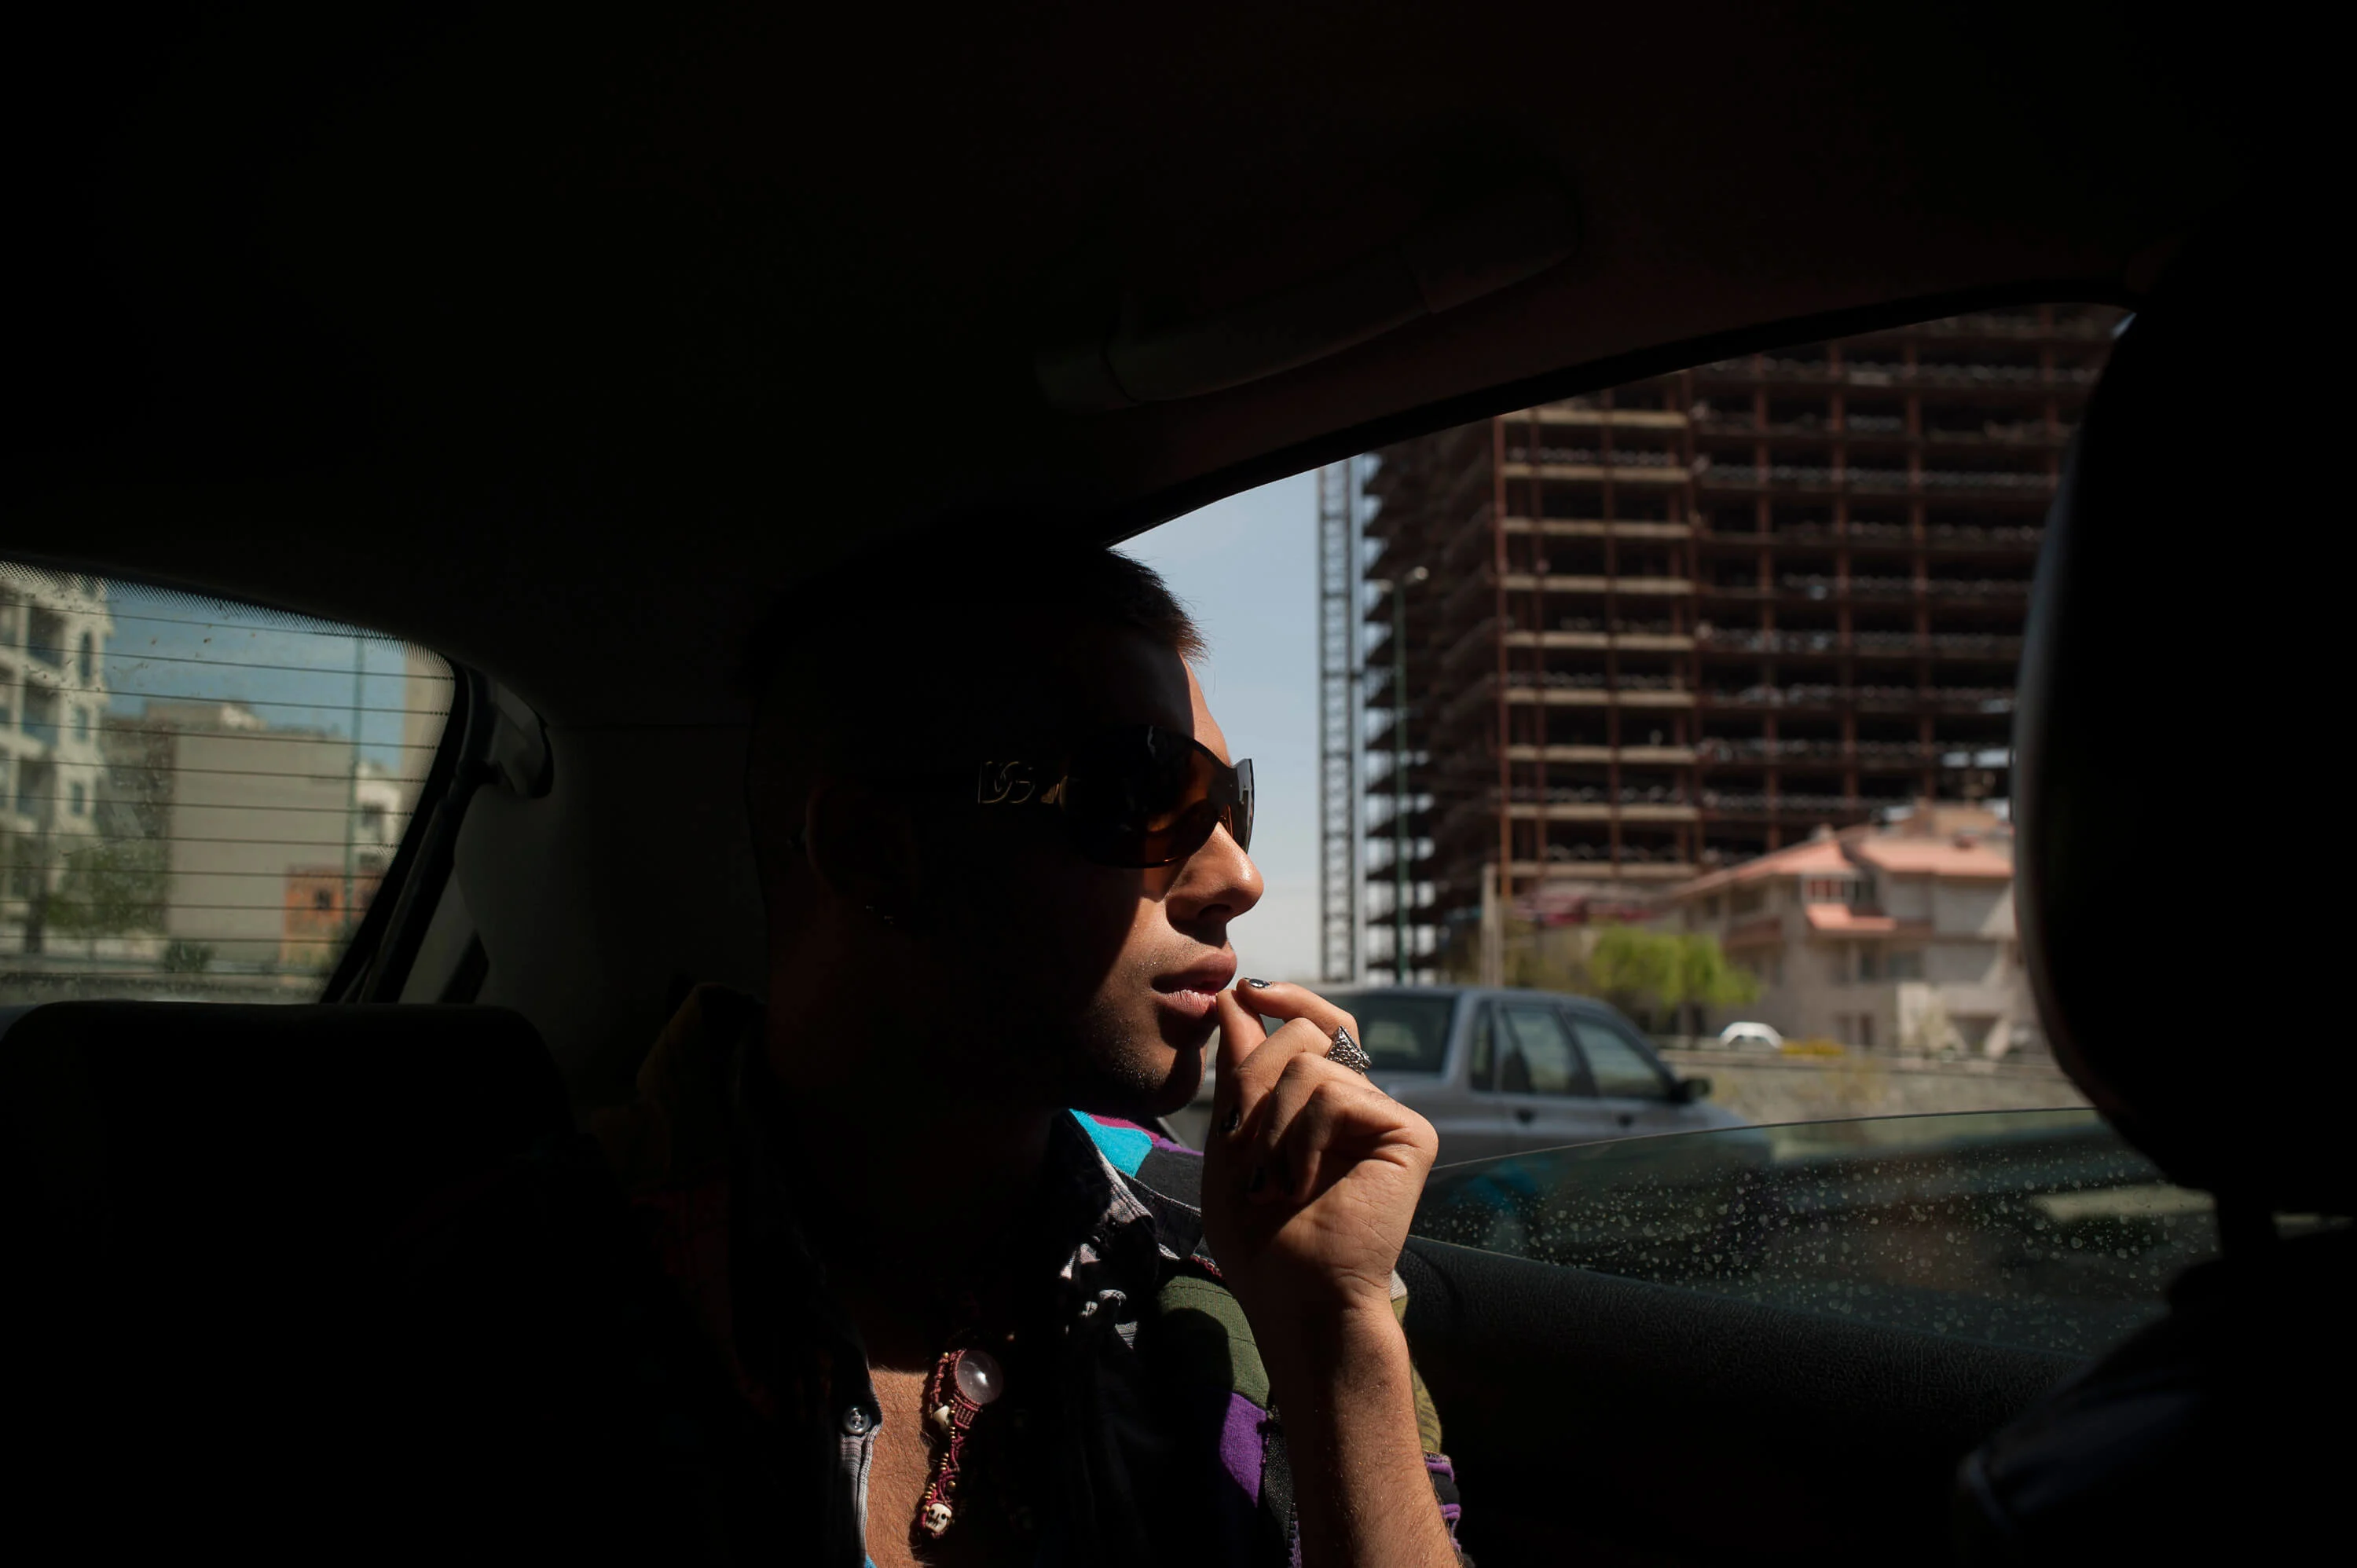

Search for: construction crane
xmin=1314 ymin=460 xmax=1360 ymax=985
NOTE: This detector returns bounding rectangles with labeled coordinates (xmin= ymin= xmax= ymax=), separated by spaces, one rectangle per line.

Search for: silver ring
xmin=1325 ymin=1025 xmax=1372 ymax=1075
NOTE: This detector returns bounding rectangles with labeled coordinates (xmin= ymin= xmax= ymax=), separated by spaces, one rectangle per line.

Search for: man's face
xmin=914 ymin=624 xmax=1262 ymax=1119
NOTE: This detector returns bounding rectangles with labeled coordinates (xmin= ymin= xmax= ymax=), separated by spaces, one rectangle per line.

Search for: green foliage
xmin=45 ymin=837 xmax=168 ymax=937
xmin=162 ymin=940 xmax=215 ymax=974
xmin=1512 ymin=921 xmax=1760 ymax=1023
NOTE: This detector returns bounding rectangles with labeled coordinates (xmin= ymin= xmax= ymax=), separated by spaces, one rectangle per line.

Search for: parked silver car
xmin=1321 ymin=986 xmax=1746 ymax=1166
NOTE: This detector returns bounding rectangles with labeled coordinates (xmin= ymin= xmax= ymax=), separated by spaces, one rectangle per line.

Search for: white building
xmin=1655 ymin=803 xmax=2042 ymax=1058
xmin=0 ymin=570 xmax=115 ymax=949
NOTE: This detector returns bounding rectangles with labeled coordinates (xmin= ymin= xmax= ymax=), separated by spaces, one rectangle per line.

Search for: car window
xmin=1413 ymin=1109 xmax=2217 ymax=1358
xmin=2 ymin=563 xmax=454 ymax=1003
xmin=1132 ymin=302 xmax=2122 ymax=1136
xmin=1567 ymin=1014 xmax=1668 ymax=1099
xmin=1497 ymin=1002 xmax=1589 ymax=1096
xmin=1468 ymin=1004 xmax=1497 ymax=1090
xmin=1325 ymin=991 xmax=1456 ymax=1074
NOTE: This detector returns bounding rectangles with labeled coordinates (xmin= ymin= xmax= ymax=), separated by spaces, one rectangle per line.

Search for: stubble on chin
xmin=1050 ymin=992 xmax=1204 ymax=1122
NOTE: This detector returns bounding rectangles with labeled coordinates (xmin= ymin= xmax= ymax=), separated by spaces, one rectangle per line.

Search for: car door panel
xmin=1397 ymin=1236 xmax=2072 ymax=1566
xmin=1424 ymin=1002 xmax=1512 ymax=1166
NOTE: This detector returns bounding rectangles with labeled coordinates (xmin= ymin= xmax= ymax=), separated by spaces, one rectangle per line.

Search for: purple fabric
xmin=1218 ymin=1391 xmax=1267 ymax=1503
xmin=1428 ymin=1454 xmax=1464 ymax=1537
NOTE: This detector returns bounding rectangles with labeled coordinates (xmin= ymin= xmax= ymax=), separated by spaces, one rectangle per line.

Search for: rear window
xmin=2 ymin=563 xmax=453 ymax=1002
xmin=1326 ymin=991 xmax=1457 ymax=1073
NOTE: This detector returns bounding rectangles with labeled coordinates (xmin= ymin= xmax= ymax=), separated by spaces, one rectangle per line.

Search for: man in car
xmin=579 ymin=538 xmax=1465 ymax=1566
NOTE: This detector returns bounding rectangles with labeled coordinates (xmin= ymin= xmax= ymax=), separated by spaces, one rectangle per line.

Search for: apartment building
xmin=1358 ymin=304 xmax=2121 ymax=976
xmin=100 ymin=701 xmax=412 ymax=969
xmin=1655 ymin=803 xmax=2036 ymax=1057
xmin=0 ymin=570 xmax=114 ymax=950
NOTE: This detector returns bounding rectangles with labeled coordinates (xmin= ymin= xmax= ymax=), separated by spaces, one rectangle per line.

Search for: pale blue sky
xmin=101 ymin=588 xmax=439 ymax=768
xmin=1126 ymin=471 xmax=1325 ymax=983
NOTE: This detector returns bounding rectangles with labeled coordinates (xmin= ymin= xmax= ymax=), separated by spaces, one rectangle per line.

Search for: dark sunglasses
xmin=973 ymin=726 xmax=1253 ymax=869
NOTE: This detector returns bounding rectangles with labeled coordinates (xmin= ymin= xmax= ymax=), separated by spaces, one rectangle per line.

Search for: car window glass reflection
xmin=1328 ymin=991 xmax=1457 ymax=1074
xmin=1499 ymin=1003 xmax=1587 ymax=1097
xmin=1571 ymin=1017 xmax=1669 ymax=1100
xmin=1414 ymin=1108 xmax=2221 ymax=1358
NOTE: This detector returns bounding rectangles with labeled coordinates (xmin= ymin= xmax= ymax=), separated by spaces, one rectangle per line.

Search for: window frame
xmin=319 ymin=663 xmax=494 ymax=1003
xmin=1467 ymin=1001 xmax=1498 ymax=1092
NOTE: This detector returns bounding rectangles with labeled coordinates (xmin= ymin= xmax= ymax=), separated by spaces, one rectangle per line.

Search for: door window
xmin=1125 ymin=302 xmax=2124 ymax=1127
xmin=1322 ymin=990 xmax=1457 ymax=1074
xmin=1569 ymin=1016 xmax=1670 ymax=1100
xmin=1413 ymin=1108 xmax=2231 ymax=1359
xmin=1497 ymin=1002 xmax=1591 ymax=1096
xmin=1 ymin=562 xmax=455 ymax=1003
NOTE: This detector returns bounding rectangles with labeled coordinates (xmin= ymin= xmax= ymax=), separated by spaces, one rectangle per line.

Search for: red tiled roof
xmin=1803 ymin=904 xmax=1933 ymax=936
xmin=1851 ymin=837 xmax=2012 ymax=878
xmin=1671 ymin=837 xmax=1854 ymax=899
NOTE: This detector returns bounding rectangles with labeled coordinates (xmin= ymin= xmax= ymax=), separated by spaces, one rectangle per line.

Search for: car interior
xmin=4 ymin=4 xmax=2341 ymax=1563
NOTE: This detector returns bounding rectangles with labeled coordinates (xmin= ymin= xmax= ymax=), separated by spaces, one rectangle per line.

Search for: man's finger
xmin=1232 ymin=979 xmax=1358 ymax=1043
xmin=1248 ymin=1059 xmax=1384 ymax=1203
xmin=1221 ymin=1017 xmax=1324 ymax=1145
xmin=1213 ymin=991 xmax=1266 ymax=1083
xmin=1242 ymin=1052 xmax=1330 ymax=1198
xmin=1212 ymin=994 xmax=1298 ymax=1144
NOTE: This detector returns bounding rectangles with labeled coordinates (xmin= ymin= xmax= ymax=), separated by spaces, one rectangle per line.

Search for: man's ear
xmin=801 ymin=779 xmax=923 ymax=921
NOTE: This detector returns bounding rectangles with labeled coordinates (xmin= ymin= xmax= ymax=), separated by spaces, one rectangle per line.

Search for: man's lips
xmin=1152 ymin=958 xmax=1238 ymax=1022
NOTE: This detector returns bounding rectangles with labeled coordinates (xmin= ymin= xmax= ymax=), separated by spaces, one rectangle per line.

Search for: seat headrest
xmin=2014 ymin=220 xmax=2351 ymax=1214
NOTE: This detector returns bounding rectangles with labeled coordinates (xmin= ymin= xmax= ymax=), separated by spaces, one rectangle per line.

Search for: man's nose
xmin=1164 ymin=822 xmax=1261 ymax=932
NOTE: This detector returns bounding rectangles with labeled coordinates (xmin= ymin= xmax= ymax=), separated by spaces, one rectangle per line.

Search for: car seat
xmin=0 ymin=1002 xmax=584 ymax=1555
xmin=1957 ymin=201 xmax=2355 ymax=1559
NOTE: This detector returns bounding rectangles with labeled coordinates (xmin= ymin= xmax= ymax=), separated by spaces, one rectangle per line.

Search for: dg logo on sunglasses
xmin=977 ymin=760 xmax=1036 ymax=804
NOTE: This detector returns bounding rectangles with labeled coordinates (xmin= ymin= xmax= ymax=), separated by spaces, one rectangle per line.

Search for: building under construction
xmin=1352 ymin=304 xmax=2123 ymax=978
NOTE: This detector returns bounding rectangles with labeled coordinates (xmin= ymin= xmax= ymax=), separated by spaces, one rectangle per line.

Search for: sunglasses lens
xmin=1058 ymin=730 xmax=1248 ymax=867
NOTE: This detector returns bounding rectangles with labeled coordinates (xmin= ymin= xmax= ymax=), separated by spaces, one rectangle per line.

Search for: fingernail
xmin=1246 ymin=1165 xmax=1266 ymax=1194
xmin=1244 ymin=978 xmax=1272 ymax=989
xmin=1222 ymin=1107 xmax=1241 ymax=1134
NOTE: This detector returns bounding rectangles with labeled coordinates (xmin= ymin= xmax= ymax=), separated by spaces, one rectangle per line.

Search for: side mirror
xmin=1672 ymin=1075 xmax=1712 ymax=1104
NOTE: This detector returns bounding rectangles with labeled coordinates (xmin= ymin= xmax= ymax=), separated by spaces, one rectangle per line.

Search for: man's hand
xmin=1199 ymin=981 xmax=1457 ymax=1568
xmin=1200 ymin=981 xmax=1439 ymax=1330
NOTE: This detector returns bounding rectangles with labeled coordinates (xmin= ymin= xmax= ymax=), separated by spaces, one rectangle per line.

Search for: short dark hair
xmin=741 ymin=532 xmax=1204 ymax=901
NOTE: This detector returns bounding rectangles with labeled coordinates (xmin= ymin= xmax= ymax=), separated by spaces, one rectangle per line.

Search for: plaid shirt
xmin=588 ymin=986 xmax=1466 ymax=1566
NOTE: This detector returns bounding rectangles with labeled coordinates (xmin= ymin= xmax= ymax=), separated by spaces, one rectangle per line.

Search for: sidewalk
xmin=1657 ymin=1042 xmax=2087 ymax=1124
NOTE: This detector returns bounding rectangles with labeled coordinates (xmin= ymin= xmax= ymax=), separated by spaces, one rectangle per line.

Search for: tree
xmin=1582 ymin=924 xmax=1760 ymax=1033
xmin=43 ymin=837 xmax=167 ymax=939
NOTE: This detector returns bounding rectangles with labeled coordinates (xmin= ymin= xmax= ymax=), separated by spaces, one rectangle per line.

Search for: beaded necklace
xmin=906 ymin=1258 xmax=1050 ymax=1549
xmin=917 ymin=1327 xmax=1006 ymax=1537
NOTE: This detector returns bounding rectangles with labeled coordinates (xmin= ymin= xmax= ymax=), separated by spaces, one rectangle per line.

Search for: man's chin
xmin=1077 ymin=1031 xmax=1206 ymax=1123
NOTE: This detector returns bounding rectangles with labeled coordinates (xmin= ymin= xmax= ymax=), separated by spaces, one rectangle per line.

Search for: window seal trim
xmin=322 ymin=665 xmax=492 ymax=1003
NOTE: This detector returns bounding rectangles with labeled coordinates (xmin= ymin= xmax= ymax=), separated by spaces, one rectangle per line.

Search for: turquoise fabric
xmin=1069 ymin=1109 xmax=1153 ymax=1175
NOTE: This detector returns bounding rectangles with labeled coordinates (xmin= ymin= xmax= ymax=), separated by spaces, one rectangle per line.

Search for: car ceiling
xmin=5 ymin=2 xmax=2271 ymax=727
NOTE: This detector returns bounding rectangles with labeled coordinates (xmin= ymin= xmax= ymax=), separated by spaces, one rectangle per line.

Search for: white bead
xmin=955 ymin=1347 xmax=1003 ymax=1406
